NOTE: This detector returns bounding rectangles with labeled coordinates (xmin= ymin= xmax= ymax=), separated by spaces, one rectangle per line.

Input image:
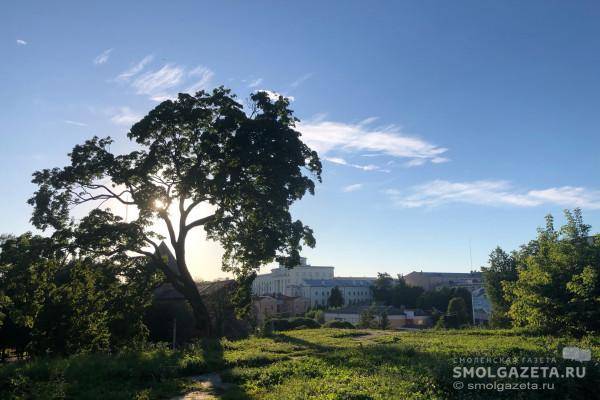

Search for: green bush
xmin=323 ymin=320 xmax=355 ymax=329
xmin=304 ymin=309 xmax=325 ymax=323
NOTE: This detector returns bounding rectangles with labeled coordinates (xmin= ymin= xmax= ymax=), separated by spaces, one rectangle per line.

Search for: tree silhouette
xmin=327 ymin=286 xmax=344 ymax=308
xmin=28 ymin=88 xmax=322 ymax=335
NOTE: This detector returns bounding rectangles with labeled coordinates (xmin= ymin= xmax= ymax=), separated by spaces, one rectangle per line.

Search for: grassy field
xmin=1 ymin=328 xmax=599 ymax=399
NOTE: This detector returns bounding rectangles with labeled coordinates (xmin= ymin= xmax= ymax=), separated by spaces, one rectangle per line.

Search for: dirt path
xmin=169 ymin=373 xmax=231 ymax=400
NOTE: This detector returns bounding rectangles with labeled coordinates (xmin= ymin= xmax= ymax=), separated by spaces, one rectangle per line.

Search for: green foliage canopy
xmin=27 ymin=88 xmax=322 ymax=334
xmin=481 ymin=247 xmax=518 ymax=327
xmin=504 ymin=209 xmax=600 ymax=334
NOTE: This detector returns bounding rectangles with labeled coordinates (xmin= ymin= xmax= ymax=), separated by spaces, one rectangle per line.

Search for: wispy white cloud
xmin=93 ymin=48 xmax=113 ymax=65
xmin=324 ymin=157 xmax=386 ymax=172
xmin=343 ymin=183 xmax=363 ymax=192
xmin=185 ymin=66 xmax=215 ymax=94
xmin=527 ymin=187 xmax=600 ymax=209
xmin=132 ymin=64 xmax=184 ymax=97
xmin=298 ymin=118 xmax=448 ymax=167
xmin=290 ymin=73 xmax=313 ymax=88
xmin=116 ymin=58 xmax=214 ymax=101
xmin=385 ymin=180 xmax=600 ymax=209
xmin=110 ymin=107 xmax=141 ymax=126
xmin=117 ymin=55 xmax=154 ymax=81
xmin=359 ymin=116 xmax=379 ymax=126
xmin=16 ymin=39 xmax=27 ymax=45
xmin=64 ymin=120 xmax=87 ymax=127
xmin=256 ymin=90 xmax=295 ymax=102
xmin=247 ymin=78 xmax=263 ymax=88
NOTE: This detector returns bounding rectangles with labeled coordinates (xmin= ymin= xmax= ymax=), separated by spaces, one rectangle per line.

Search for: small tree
xmin=358 ymin=307 xmax=375 ymax=328
xmin=447 ymin=297 xmax=470 ymax=327
xmin=371 ymin=273 xmax=394 ymax=304
xmin=314 ymin=310 xmax=325 ymax=324
xmin=379 ymin=310 xmax=389 ymax=330
xmin=327 ymin=286 xmax=344 ymax=308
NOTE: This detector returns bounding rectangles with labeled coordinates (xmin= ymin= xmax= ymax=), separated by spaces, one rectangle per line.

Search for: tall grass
xmin=1 ymin=329 xmax=598 ymax=399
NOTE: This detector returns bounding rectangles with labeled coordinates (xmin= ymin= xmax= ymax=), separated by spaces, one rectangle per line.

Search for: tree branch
xmin=84 ymin=184 xmax=136 ymax=205
xmin=159 ymin=212 xmax=178 ymax=250
xmin=184 ymin=214 xmax=215 ymax=233
xmin=183 ymin=198 xmax=204 ymax=219
xmin=133 ymin=244 xmax=187 ymax=293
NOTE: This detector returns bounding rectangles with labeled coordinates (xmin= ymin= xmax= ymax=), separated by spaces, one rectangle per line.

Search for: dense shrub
xmin=0 ymin=233 xmax=161 ymax=356
xmin=304 ymin=309 xmax=325 ymax=323
xmin=323 ymin=320 xmax=355 ymax=329
xmin=144 ymin=301 xmax=197 ymax=344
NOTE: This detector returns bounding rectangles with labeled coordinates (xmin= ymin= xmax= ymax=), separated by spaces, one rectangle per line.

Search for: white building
xmin=252 ymin=258 xmax=375 ymax=307
xmin=301 ymin=278 xmax=375 ymax=307
xmin=471 ymin=287 xmax=492 ymax=324
xmin=252 ymin=257 xmax=334 ymax=296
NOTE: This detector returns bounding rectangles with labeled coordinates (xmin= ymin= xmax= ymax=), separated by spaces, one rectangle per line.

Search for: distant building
xmin=252 ymin=257 xmax=334 ymax=296
xmin=251 ymin=257 xmax=375 ymax=307
xmin=252 ymin=296 xmax=277 ymax=323
xmin=252 ymin=294 xmax=310 ymax=323
xmin=301 ymin=278 xmax=375 ymax=307
xmin=403 ymin=271 xmax=483 ymax=292
xmin=471 ymin=287 xmax=492 ymax=324
xmin=324 ymin=305 xmax=432 ymax=329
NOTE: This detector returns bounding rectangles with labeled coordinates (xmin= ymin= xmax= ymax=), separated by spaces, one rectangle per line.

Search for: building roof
xmin=404 ymin=271 xmax=482 ymax=278
xmin=302 ymin=278 xmax=374 ymax=288
xmin=324 ymin=305 xmax=425 ymax=316
xmin=157 ymin=241 xmax=180 ymax=277
xmin=153 ymin=279 xmax=235 ymax=301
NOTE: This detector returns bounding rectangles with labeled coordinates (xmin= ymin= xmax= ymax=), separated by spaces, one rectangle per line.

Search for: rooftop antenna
xmin=469 ymin=238 xmax=473 ymax=271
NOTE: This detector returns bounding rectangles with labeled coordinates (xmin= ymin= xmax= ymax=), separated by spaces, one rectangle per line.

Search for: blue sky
xmin=3 ymin=1 xmax=600 ymax=279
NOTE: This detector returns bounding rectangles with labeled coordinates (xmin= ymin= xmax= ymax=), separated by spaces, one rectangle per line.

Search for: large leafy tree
xmin=481 ymin=247 xmax=518 ymax=327
xmin=416 ymin=286 xmax=472 ymax=315
xmin=391 ymin=276 xmax=424 ymax=309
xmin=371 ymin=274 xmax=424 ymax=308
xmin=371 ymin=273 xmax=394 ymax=304
xmin=504 ymin=210 xmax=600 ymax=334
xmin=29 ymin=88 xmax=321 ymax=335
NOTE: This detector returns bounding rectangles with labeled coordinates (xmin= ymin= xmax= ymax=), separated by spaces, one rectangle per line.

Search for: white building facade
xmin=251 ymin=258 xmax=374 ymax=307
xmin=252 ymin=258 xmax=334 ymax=297
xmin=301 ymin=278 xmax=374 ymax=307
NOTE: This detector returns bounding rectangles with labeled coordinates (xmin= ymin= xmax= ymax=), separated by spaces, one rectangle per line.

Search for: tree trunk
xmin=186 ymin=285 xmax=214 ymax=337
xmin=156 ymin=214 xmax=216 ymax=337
xmin=175 ymin=248 xmax=214 ymax=337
